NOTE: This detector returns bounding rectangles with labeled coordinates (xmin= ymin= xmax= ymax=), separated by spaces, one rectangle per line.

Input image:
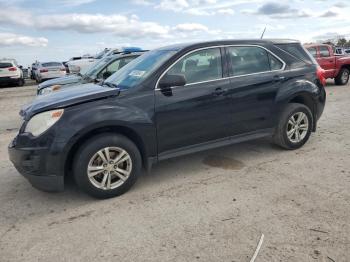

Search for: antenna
xmin=260 ymin=27 xmax=266 ymax=39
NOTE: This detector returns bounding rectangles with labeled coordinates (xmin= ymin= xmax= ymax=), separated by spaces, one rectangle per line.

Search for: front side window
xmin=166 ymin=48 xmax=222 ymax=85
xmin=319 ymin=46 xmax=330 ymax=57
xmin=228 ymin=46 xmax=275 ymax=76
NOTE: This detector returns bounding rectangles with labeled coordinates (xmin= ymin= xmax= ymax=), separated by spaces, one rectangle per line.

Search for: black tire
xmin=17 ymin=78 xmax=24 ymax=87
xmin=335 ymin=68 xmax=350 ymax=85
xmin=73 ymin=133 xmax=142 ymax=199
xmin=273 ymin=103 xmax=313 ymax=150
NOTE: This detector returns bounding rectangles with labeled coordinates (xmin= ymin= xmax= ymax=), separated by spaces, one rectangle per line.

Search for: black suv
xmin=9 ymin=39 xmax=326 ymax=198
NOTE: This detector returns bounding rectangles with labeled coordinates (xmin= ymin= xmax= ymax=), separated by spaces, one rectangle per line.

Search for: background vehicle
xmin=66 ymin=47 xmax=143 ymax=74
xmin=305 ymin=43 xmax=350 ymax=85
xmin=9 ymin=39 xmax=326 ymax=198
xmin=0 ymin=59 xmax=24 ymax=87
xmin=34 ymin=62 xmax=67 ymax=83
xmin=66 ymin=55 xmax=95 ymax=74
xmin=38 ymin=50 xmax=146 ymax=95
xmin=335 ymin=47 xmax=350 ymax=56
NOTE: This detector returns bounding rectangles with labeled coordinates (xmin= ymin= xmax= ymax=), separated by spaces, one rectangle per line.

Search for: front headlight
xmin=25 ymin=109 xmax=64 ymax=136
xmin=40 ymin=85 xmax=61 ymax=95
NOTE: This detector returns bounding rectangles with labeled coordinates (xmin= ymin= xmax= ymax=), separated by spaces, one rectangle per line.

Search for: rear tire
xmin=335 ymin=68 xmax=349 ymax=85
xmin=273 ymin=103 xmax=313 ymax=150
xmin=17 ymin=78 xmax=24 ymax=87
xmin=73 ymin=133 xmax=142 ymax=199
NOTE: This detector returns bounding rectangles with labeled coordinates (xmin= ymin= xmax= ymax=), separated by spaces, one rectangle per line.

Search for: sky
xmin=0 ymin=0 xmax=349 ymax=66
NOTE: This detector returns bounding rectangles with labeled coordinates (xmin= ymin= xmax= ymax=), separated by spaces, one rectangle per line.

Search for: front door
xmin=155 ymin=47 xmax=232 ymax=155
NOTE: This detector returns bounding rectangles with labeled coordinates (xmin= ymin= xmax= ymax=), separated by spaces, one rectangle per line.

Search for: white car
xmin=35 ymin=62 xmax=67 ymax=83
xmin=66 ymin=55 xmax=96 ymax=74
xmin=0 ymin=59 xmax=24 ymax=87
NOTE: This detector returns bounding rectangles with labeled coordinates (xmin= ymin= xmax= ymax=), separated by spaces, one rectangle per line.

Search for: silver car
xmin=35 ymin=62 xmax=67 ymax=83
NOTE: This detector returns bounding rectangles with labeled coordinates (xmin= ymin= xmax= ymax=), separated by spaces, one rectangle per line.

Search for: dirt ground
xmin=0 ymin=81 xmax=349 ymax=262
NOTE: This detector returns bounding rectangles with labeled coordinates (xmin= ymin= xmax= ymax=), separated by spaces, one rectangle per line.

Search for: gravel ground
xmin=0 ymin=81 xmax=349 ymax=262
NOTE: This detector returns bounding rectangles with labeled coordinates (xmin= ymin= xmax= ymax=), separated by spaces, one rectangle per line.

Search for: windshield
xmin=83 ymin=56 xmax=115 ymax=78
xmin=104 ymin=50 xmax=176 ymax=90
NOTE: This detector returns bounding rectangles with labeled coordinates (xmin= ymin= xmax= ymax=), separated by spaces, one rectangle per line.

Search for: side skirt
xmin=157 ymin=128 xmax=274 ymax=162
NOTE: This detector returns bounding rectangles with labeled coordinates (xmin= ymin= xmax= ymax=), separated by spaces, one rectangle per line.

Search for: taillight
xmin=40 ymin=68 xmax=48 ymax=73
xmin=317 ymin=67 xmax=326 ymax=87
xmin=8 ymin=67 xmax=17 ymax=71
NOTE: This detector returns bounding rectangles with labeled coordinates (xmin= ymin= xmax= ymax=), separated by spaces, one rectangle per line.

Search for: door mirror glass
xmin=159 ymin=74 xmax=186 ymax=89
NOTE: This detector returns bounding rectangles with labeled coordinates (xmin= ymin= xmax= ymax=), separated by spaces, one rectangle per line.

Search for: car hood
xmin=38 ymin=74 xmax=82 ymax=91
xmin=21 ymin=83 xmax=120 ymax=119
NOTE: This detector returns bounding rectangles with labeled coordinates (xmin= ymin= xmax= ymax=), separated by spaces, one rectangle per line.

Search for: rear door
xmin=318 ymin=46 xmax=336 ymax=78
xmin=155 ymin=47 xmax=232 ymax=155
xmin=225 ymin=45 xmax=286 ymax=135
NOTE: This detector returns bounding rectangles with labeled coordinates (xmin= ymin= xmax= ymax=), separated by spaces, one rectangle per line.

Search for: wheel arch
xmin=64 ymin=125 xmax=149 ymax=179
xmin=287 ymin=92 xmax=316 ymax=131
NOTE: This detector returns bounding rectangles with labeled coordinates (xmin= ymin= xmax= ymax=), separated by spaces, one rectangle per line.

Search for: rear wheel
xmin=273 ymin=103 xmax=313 ymax=150
xmin=17 ymin=78 xmax=24 ymax=87
xmin=335 ymin=68 xmax=349 ymax=85
xmin=73 ymin=133 xmax=142 ymax=198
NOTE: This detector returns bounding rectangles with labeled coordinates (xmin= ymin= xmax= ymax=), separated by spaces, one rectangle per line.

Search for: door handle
xmin=213 ymin=87 xmax=226 ymax=96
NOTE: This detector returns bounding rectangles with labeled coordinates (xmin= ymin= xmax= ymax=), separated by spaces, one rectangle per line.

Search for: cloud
xmin=334 ymin=2 xmax=347 ymax=8
xmin=131 ymin=0 xmax=152 ymax=6
xmin=320 ymin=10 xmax=338 ymax=17
xmin=0 ymin=33 xmax=48 ymax=47
xmin=52 ymin=0 xmax=97 ymax=6
xmin=251 ymin=2 xmax=311 ymax=19
xmin=0 ymin=9 xmax=211 ymax=39
xmin=173 ymin=23 xmax=208 ymax=32
xmin=217 ymin=8 xmax=234 ymax=15
xmin=156 ymin=0 xmax=189 ymax=11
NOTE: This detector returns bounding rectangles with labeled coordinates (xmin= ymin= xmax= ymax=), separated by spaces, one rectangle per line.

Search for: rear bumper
xmin=0 ymin=77 xmax=21 ymax=84
xmin=8 ymin=138 xmax=64 ymax=192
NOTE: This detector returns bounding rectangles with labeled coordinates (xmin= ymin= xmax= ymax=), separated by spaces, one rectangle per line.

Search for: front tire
xmin=273 ymin=103 xmax=313 ymax=150
xmin=335 ymin=68 xmax=349 ymax=85
xmin=73 ymin=133 xmax=142 ymax=199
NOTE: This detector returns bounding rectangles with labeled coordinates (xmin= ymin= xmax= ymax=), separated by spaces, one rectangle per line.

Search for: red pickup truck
xmin=304 ymin=44 xmax=350 ymax=85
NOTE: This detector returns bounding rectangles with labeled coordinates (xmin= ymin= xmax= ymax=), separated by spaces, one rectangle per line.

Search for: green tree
xmin=337 ymin=38 xmax=347 ymax=47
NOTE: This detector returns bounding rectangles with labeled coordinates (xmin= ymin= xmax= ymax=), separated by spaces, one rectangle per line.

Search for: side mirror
xmin=103 ymin=71 xmax=113 ymax=79
xmin=159 ymin=74 xmax=186 ymax=89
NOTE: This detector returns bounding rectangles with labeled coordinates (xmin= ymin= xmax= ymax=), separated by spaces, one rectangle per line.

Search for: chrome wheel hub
xmin=286 ymin=112 xmax=309 ymax=143
xmin=87 ymin=147 xmax=132 ymax=190
xmin=342 ymin=70 xmax=349 ymax=83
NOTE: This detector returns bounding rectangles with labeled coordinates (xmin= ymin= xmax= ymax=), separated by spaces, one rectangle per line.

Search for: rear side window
xmin=227 ymin=46 xmax=281 ymax=76
xmin=319 ymin=46 xmax=330 ymax=57
xmin=268 ymin=53 xmax=284 ymax=71
xmin=42 ymin=62 xmax=62 ymax=67
xmin=0 ymin=63 xmax=13 ymax=68
xmin=307 ymin=47 xmax=318 ymax=58
xmin=275 ymin=43 xmax=314 ymax=64
xmin=166 ymin=48 xmax=222 ymax=84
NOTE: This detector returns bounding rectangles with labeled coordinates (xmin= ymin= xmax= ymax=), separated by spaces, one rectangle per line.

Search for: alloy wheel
xmin=342 ymin=70 xmax=349 ymax=83
xmin=286 ymin=112 xmax=309 ymax=143
xmin=87 ymin=147 xmax=132 ymax=190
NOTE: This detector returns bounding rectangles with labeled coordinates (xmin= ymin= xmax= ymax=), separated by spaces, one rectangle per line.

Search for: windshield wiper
xmin=102 ymin=81 xmax=118 ymax=89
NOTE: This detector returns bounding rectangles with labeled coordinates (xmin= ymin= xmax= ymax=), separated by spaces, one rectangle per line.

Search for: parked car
xmin=304 ymin=43 xmax=350 ymax=85
xmin=37 ymin=50 xmax=146 ymax=95
xmin=0 ymin=59 xmax=24 ymax=87
xmin=34 ymin=62 xmax=67 ymax=83
xmin=66 ymin=47 xmax=144 ymax=74
xmin=9 ymin=39 xmax=326 ymax=198
xmin=66 ymin=55 xmax=95 ymax=74
xmin=30 ymin=62 xmax=38 ymax=80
